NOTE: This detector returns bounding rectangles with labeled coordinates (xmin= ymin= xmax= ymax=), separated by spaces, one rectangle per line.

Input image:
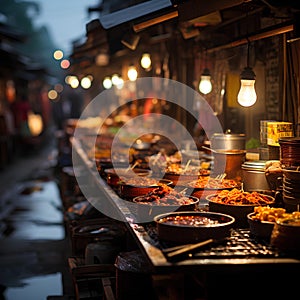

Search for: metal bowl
xmin=271 ymin=218 xmax=300 ymax=254
xmin=154 ymin=211 xmax=235 ymax=244
xmin=163 ymin=172 xmax=199 ymax=186
xmin=118 ymin=179 xmax=173 ymax=199
xmin=247 ymin=212 xmax=275 ymax=240
xmin=207 ymin=192 xmax=275 ymax=228
xmin=133 ymin=195 xmax=199 ymax=222
xmin=104 ymin=168 xmax=151 ymax=187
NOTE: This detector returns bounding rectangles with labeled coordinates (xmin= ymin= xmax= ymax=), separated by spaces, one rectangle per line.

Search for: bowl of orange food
xmin=118 ymin=178 xmax=172 ymax=199
xmin=186 ymin=176 xmax=238 ymax=200
xmin=207 ymin=189 xmax=276 ymax=227
xmin=163 ymin=163 xmax=210 ymax=186
xmin=104 ymin=168 xmax=151 ymax=187
xmin=248 ymin=207 xmax=300 ymax=240
xmin=133 ymin=185 xmax=199 ymax=222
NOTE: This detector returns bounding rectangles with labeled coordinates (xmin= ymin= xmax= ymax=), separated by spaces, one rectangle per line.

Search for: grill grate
xmin=192 ymin=229 xmax=278 ymax=258
xmin=145 ymin=225 xmax=282 ymax=259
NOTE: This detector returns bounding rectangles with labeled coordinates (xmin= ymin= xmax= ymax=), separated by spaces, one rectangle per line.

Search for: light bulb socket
xmin=240 ymin=67 xmax=256 ymax=80
xmin=202 ymin=68 xmax=211 ymax=76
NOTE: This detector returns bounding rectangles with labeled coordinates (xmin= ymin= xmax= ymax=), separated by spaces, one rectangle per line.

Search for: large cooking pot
xmin=241 ymin=161 xmax=270 ymax=191
xmin=210 ymin=133 xmax=246 ymax=150
xmin=212 ymin=149 xmax=246 ymax=180
xmin=242 ymin=160 xmax=282 ymax=191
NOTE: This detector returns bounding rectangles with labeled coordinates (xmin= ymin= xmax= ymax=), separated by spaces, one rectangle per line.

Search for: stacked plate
xmin=282 ymin=167 xmax=300 ymax=211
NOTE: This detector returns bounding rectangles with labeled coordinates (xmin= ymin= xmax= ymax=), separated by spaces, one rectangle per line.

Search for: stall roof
xmin=72 ymin=0 xmax=300 ymax=64
xmin=99 ymin=0 xmax=172 ymax=29
xmin=0 ymin=21 xmax=27 ymax=43
xmin=97 ymin=0 xmax=300 ymax=37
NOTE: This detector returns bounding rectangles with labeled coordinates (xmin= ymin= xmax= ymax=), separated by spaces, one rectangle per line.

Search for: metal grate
xmin=192 ymin=229 xmax=279 ymax=258
xmin=145 ymin=225 xmax=282 ymax=259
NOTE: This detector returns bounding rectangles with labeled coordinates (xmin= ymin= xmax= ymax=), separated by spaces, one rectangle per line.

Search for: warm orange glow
xmin=53 ymin=50 xmax=63 ymax=60
xmin=6 ymin=80 xmax=16 ymax=103
xmin=69 ymin=76 xmax=79 ymax=88
xmin=48 ymin=89 xmax=58 ymax=100
xmin=65 ymin=75 xmax=73 ymax=85
xmin=28 ymin=111 xmax=43 ymax=136
xmin=127 ymin=66 xmax=138 ymax=81
xmin=141 ymin=53 xmax=151 ymax=69
xmin=60 ymin=59 xmax=70 ymax=69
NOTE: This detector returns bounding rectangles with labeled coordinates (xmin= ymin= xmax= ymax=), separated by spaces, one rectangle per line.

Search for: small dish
xmin=247 ymin=212 xmax=275 ymax=240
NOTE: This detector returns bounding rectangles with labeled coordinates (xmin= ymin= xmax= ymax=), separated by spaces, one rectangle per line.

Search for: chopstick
xmin=125 ymin=161 xmax=139 ymax=172
xmin=183 ymin=159 xmax=191 ymax=172
xmin=163 ymin=239 xmax=214 ymax=261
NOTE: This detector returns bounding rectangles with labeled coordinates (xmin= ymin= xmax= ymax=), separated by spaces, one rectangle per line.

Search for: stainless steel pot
xmin=211 ymin=133 xmax=246 ymax=150
xmin=241 ymin=161 xmax=270 ymax=191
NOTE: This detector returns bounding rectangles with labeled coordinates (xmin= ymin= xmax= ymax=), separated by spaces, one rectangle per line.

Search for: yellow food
xmin=251 ymin=206 xmax=300 ymax=222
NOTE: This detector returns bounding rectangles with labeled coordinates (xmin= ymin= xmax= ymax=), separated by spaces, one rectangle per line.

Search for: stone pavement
xmin=0 ymin=130 xmax=75 ymax=299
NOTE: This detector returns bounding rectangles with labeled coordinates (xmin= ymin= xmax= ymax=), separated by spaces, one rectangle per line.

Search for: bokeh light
xmin=53 ymin=50 xmax=63 ymax=60
xmin=69 ymin=76 xmax=79 ymax=88
xmin=60 ymin=59 xmax=70 ymax=69
xmin=48 ymin=89 xmax=58 ymax=100
xmin=81 ymin=76 xmax=92 ymax=89
xmin=54 ymin=83 xmax=64 ymax=93
xmin=103 ymin=77 xmax=112 ymax=89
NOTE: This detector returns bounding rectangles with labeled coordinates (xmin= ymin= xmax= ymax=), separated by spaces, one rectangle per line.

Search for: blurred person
xmin=11 ymin=92 xmax=32 ymax=138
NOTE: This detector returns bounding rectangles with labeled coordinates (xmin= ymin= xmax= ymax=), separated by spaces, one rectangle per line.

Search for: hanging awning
xmin=98 ymin=0 xmax=173 ymax=29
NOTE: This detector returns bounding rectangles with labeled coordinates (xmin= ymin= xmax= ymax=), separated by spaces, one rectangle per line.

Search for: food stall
xmin=69 ymin=116 xmax=300 ymax=299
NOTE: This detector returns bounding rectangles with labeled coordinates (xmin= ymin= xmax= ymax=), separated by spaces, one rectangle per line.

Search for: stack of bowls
xmin=279 ymin=137 xmax=300 ymax=167
xmin=282 ymin=167 xmax=300 ymax=212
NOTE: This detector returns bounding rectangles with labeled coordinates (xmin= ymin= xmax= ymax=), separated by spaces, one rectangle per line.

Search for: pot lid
xmin=242 ymin=160 xmax=267 ymax=171
xmin=211 ymin=133 xmax=246 ymax=140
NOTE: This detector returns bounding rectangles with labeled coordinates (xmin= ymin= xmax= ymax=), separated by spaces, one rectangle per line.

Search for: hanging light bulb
xmin=237 ymin=67 xmax=257 ymax=107
xmin=81 ymin=76 xmax=92 ymax=89
xmin=111 ymin=74 xmax=120 ymax=85
xmin=199 ymin=68 xmax=212 ymax=94
xmin=103 ymin=77 xmax=112 ymax=89
xmin=237 ymin=41 xmax=257 ymax=107
xmin=127 ymin=65 xmax=138 ymax=81
xmin=199 ymin=49 xmax=212 ymax=95
xmin=140 ymin=53 xmax=151 ymax=69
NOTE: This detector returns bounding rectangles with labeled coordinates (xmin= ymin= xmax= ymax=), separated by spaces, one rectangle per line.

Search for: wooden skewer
xmin=126 ymin=161 xmax=138 ymax=172
xmin=165 ymin=239 xmax=214 ymax=260
xmin=183 ymin=159 xmax=191 ymax=172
